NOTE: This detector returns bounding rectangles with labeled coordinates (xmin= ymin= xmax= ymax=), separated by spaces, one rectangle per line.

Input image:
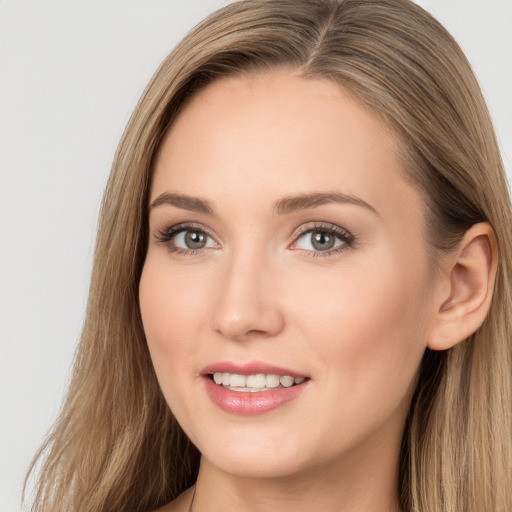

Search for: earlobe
xmin=427 ymin=223 xmax=497 ymax=351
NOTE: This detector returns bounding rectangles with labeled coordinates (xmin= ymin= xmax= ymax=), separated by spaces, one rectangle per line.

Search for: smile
xmin=212 ymin=372 xmax=306 ymax=392
xmin=203 ymin=364 xmax=310 ymax=415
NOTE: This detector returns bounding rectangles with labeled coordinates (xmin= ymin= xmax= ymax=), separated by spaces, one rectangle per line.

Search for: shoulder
xmin=153 ymin=487 xmax=195 ymax=512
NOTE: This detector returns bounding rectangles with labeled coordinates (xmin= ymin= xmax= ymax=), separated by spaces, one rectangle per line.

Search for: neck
xmin=191 ymin=443 xmax=402 ymax=512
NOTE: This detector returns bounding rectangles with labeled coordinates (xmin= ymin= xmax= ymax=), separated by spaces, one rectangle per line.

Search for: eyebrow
xmin=149 ymin=191 xmax=379 ymax=217
xmin=150 ymin=192 xmax=214 ymax=215
xmin=274 ymin=192 xmax=379 ymax=216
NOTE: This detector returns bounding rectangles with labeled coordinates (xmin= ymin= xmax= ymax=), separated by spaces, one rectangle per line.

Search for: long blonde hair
xmin=27 ymin=1 xmax=512 ymax=511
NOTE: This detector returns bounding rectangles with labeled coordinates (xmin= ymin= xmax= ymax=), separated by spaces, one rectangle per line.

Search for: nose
xmin=211 ymin=251 xmax=285 ymax=342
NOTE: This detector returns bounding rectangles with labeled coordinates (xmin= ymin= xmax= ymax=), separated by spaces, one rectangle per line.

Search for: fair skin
xmin=139 ymin=71 xmax=496 ymax=512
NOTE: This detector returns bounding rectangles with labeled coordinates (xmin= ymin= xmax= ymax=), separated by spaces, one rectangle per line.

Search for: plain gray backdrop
xmin=1 ymin=1 xmax=511 ymax=510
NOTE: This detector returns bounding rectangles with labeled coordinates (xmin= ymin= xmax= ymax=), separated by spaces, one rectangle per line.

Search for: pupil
xmin=185 ymin=231 xmax=206 ymax=249
xmin=312 ymin=231 xmax=334 ymax=251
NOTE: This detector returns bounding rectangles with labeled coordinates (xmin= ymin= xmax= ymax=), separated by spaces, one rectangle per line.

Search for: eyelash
xmin=292 ymin=223 xmax=355 ymax=258
xmin=155 ymin=222 xmax=215 ymax=256
xmin=154 ymin=222 xmax=356 ymax=257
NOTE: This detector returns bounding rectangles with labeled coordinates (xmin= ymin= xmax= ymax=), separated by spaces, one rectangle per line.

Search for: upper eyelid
xmin=154 ymin=223 xmax=219 ymax=255
xmin=293 ymin=222 xmax=354 ymax=240
xmin=153 ymin=222 xmax=218 ymax=248
xmin=157 ymin=222 xmax=216 ymax=237
xmin=290 ymin=224 xmax=356 ymax=259
xmin=154 ymin=221 xmax=354 ymax=248
xmin=296 ymin=223 xmax=348 ymax=234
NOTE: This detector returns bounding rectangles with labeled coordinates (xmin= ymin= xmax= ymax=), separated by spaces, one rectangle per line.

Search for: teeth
xmin=279 ymin=375 xmax=294 ymax=387
xmin=227 ymin=386 xmax=270 ymax=392
xmin=265 ymin=374 xmax=280 ymax=388
xmin=230 ymin=374 xmax=246 ymax=387
xmin=246 ymin=374 xmax=266 ymax=388
xmin=212 ymin=372 xmax=306 ymax=391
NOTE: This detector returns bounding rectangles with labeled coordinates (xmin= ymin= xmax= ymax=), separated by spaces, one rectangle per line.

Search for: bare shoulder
xmin=153 ymin=487 xmax=195 ymax=512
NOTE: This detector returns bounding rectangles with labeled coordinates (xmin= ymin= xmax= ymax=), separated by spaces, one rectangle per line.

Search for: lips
xmin=202 ymin=361 xmax=310 ymax=415
xmin=212 ymin=372 xmax=306 ymax=391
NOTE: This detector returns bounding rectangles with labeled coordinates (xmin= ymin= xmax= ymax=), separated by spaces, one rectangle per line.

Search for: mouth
xmin=210 ymin=372 xmax=307 ymax=392
xmin=202 ymin=362 xmax=310 ymax=415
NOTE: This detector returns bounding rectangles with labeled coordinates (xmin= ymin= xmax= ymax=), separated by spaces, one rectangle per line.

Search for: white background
xmin=1 ymin=1 xmax=511 ymax=510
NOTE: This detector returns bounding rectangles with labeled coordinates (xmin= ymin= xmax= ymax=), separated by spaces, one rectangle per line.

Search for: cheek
xmin=282 ymin=254 xmax=430 ymax=455
xmin=139 ymin=250 xmax=213 ymax=341
xmin=287 ymin=248 xmax=430 ymax=396
xmin=294 ymin=256 xmax=428 ymax=332
xmin=138 ymin=256 xmax=208 ymax=398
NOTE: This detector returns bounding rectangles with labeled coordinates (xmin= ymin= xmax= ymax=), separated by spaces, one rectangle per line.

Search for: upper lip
xmin=201 ymin=361 xmax=309 ymax=378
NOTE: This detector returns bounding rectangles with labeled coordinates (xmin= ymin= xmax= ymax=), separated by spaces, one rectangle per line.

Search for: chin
xmin=203 ymin=448 xmax=305 ymax=479
xmin=192 ymin=426 xmax=313 ymax=479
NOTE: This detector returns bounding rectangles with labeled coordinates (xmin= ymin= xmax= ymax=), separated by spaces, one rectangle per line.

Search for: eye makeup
xmin=153 ymin=219 xmax=356 ymax=258
xmin=154 ymin=222 xmax=218 ymax=256
xmin=290 ymin=222 xmax=356 ymax=258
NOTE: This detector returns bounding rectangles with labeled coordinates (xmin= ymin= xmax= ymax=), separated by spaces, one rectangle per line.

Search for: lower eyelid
xmin=173 ymin=231 xmax=214 ymax=248
xmin=291 ymin=225 xmax=354 ymax=251
xmin=302 ymin=244 xmax=351 ymax=258
xmin=154 ymin=223 xmax=354 ymax=256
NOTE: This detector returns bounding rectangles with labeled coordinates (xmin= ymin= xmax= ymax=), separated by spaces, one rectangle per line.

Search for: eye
xmin=174 ymin=229 xmax=215 ymax=250
xmin=155 ymin=223 xmax=218 ymax=254
xmin=292 ymin=224 xmax=354 ymax=255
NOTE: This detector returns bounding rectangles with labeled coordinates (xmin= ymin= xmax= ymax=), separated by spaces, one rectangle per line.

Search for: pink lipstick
xmin=202 ymin=361 xmax=310 ymax=415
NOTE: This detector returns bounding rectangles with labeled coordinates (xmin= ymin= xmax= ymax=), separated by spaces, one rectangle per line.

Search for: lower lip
xmin=204 ymin=377 xmax=309 ymax=415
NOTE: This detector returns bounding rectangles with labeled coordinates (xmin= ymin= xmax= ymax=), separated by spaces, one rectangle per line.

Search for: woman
xmin=27 ymin=0 xmax=512 ymax=511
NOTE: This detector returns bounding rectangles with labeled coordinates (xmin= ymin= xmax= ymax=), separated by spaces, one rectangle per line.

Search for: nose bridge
xmin=211 ymin=242 xmax=284 ymax=341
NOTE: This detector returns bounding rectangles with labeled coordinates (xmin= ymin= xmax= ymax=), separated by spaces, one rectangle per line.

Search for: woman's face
xmin=139 ymin=71 xmax=440 ymax=480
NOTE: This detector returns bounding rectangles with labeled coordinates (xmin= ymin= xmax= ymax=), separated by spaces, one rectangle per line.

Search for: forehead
xmin=151 ymin=71 xmax=423 ymax=224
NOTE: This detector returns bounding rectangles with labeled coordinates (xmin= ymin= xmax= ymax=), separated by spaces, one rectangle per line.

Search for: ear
xmin=427 ymin=223 xmax=498 ymax=351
